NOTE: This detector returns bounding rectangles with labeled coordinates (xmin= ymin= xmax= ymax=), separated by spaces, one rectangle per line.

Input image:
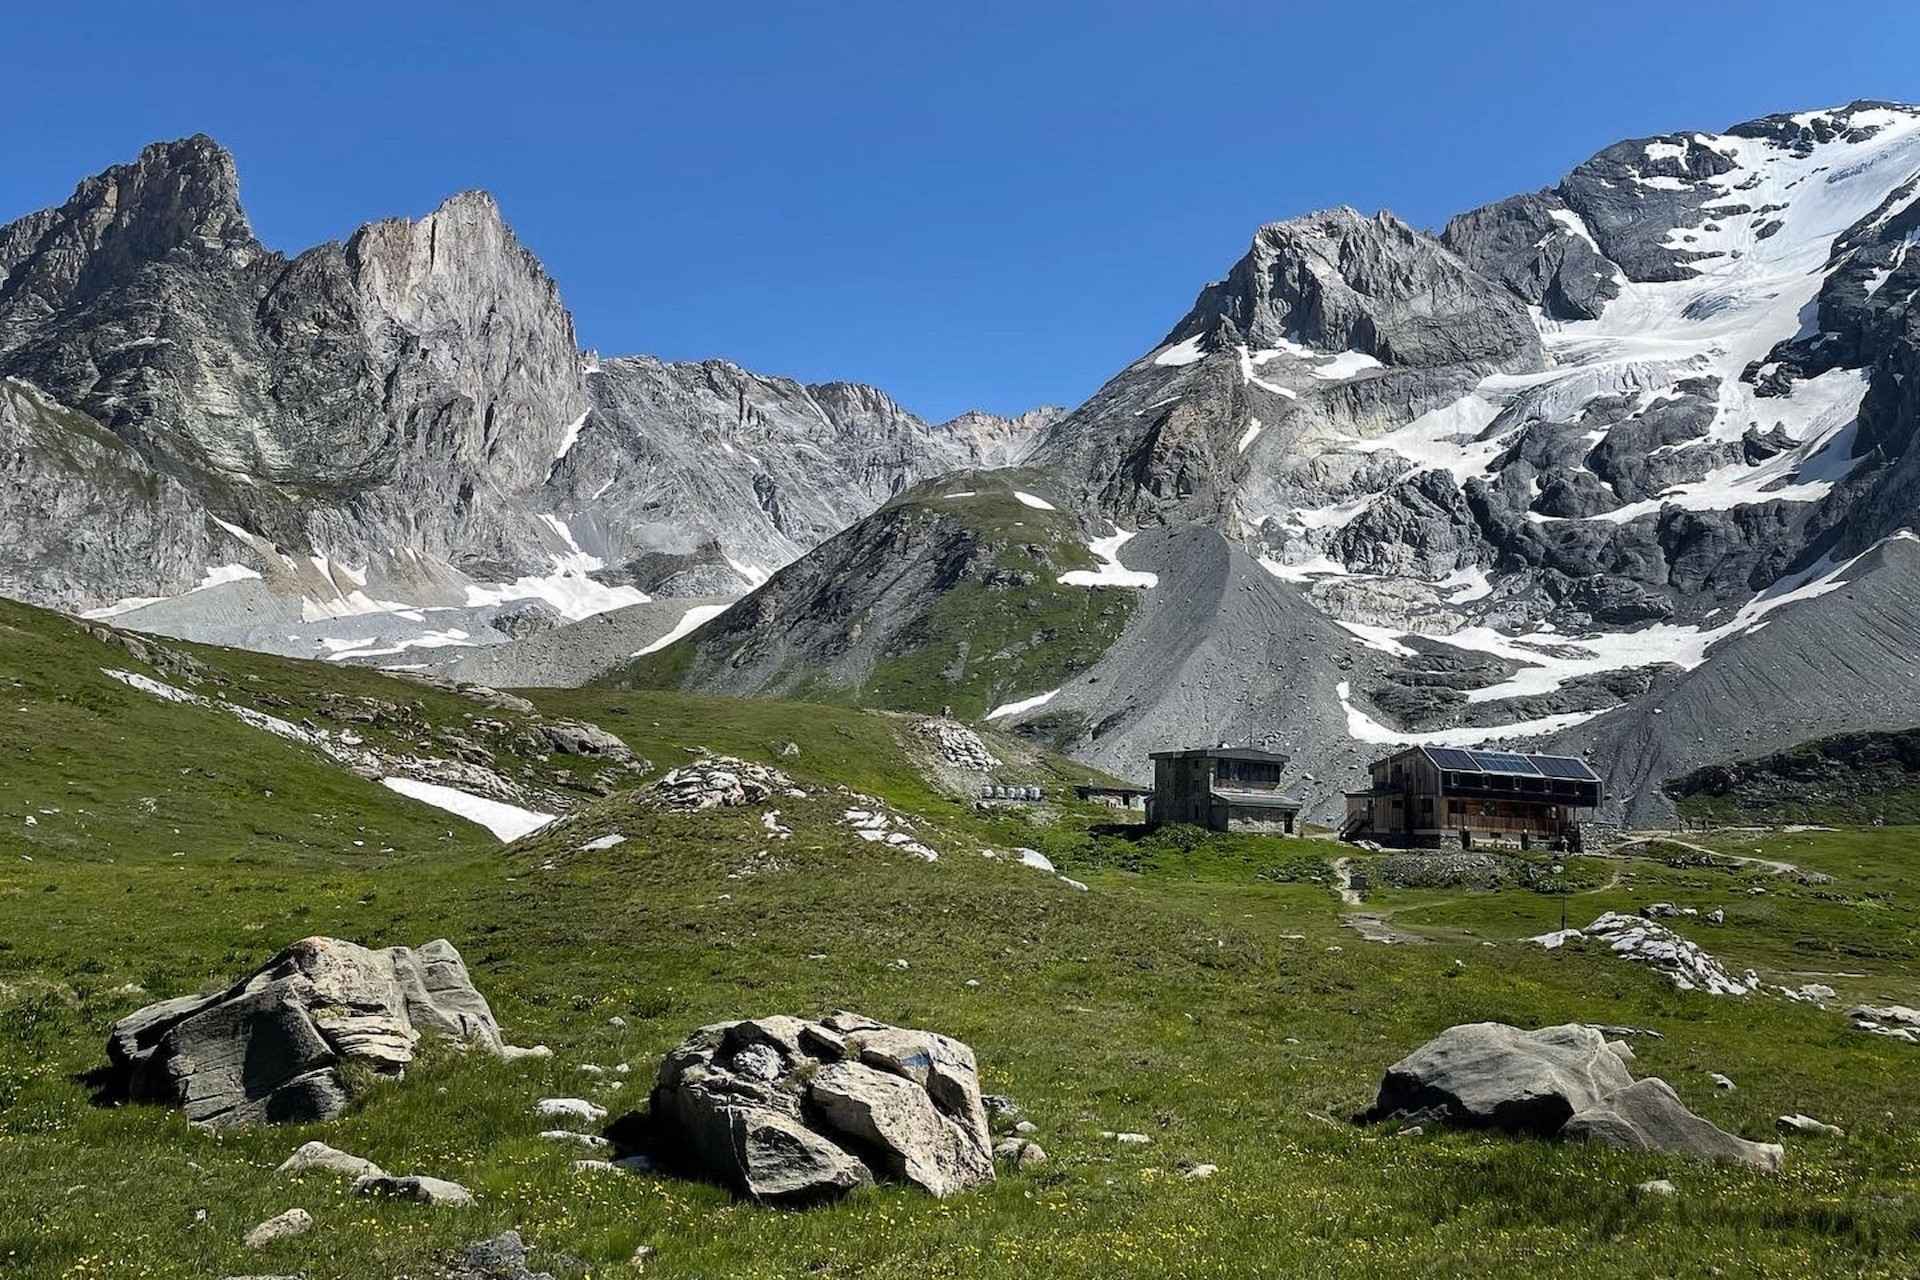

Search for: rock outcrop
xmin=104 ymin=937 xmax=525 ymax=1127
xmin=641 ymin=756 xmax=803 ymax=811
xmin=648 ymin=1013 xmax=995 ymax=1204
xmin=1583 ymin=913 xmax=1760 ymax=996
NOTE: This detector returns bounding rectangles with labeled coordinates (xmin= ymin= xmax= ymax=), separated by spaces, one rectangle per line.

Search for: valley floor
xmin=1 ymin=601 xmax=1917 ymax=1279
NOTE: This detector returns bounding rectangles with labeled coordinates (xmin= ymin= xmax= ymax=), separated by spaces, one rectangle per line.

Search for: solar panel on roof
xmin=1533 ymin=755 xmax=1601 ymax=782
xmin=1425 ymin=747 xmax=1482 ymax=771
xmin=1467 ymin=751 xmax=1543 ymax=776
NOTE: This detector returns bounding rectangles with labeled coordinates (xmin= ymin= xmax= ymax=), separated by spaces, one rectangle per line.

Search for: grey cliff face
xmin=0 ymin=136 xmax=588 ymax=605
xmin=1166 ymin=207 xmax=1543 ymax=369
xmin=1029 ymin=207 xmax=1543 ymax=532
xmin=0 ymin=136 xmax=1015 ymax=622
xmin=550 ymin=356 xmax=994 ymax=586
xmin=1440 ymin=191 xmax=1621 ymax=321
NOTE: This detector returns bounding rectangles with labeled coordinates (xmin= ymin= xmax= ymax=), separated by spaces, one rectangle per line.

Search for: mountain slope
xmin=627 ymin=100 xmax=1920 ymax=821
xmin=608 ymin=472 xmax=1136 ymax=720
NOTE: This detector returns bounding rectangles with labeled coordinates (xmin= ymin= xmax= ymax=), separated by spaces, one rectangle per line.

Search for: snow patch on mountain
xmin=632 ymin=601 xmax=733 ymax=657
xmin=1336 ymin=679 xmax=1608 ymax=746
xmin=1058 ymin=530 xmax=1159 ymax=589
xmin=986 ymin=687 xmax=1060 ymax=720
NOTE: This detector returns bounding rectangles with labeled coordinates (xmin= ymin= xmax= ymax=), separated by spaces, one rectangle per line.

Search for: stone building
xmin=1343 ymin=746 xmax=1602 ymax=850
xmin=1072 ymin=783 xmax=1152 ymax=810
xmin=1146 ymin=746 xmax=1302 ymax=834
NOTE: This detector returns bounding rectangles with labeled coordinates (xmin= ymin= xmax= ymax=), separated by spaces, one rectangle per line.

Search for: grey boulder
xmin=446 ymin=1230 xmax=582 ymax=1280
xmin=809 ymin=1059 xmax=995 ymax=1196
xmin=648 ymin=1012 xmax=995 ymax=1205
xmin=1365 ymin=1022 xmax=1784 ymax=1170
xmin=1563 ymin=1078 xmax=1784 ymax=1171
xmin=993 ymin=1136 xmax=1048 ymax=1170
xmin=1359 ymin=1022 xmax=1633 ymax=1134
xmin=1777 ymin=1113 xmax=1844 ymax=1138
xmin=352 ymin=1173 xmax=476 ymax=1207
xmin=243 ymin=1207 xmax=313 ymax=1249
xmin=276 ymin=1140 xmax=385 ymax=1180
xmin=104 ymin=936 xmax=521 ymax=1128
xmin=540 ymin=719 xmax=639 ymax=763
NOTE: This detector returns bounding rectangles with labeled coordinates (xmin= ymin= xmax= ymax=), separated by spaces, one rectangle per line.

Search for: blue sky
xmin=4 ymin=2 xmax=1914 ymax=421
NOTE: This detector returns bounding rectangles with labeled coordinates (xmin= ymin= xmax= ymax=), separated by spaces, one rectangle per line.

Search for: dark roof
xmin=1211 ymin=789 xmax=1304 ymax=809
xmin=1149 ymin=746 xmax=1291 ymax=763
xmin=1073 ymin=783 xmax=1152 ymax=797
xmin=1414 ymin=746 xmax=1602 ymax=784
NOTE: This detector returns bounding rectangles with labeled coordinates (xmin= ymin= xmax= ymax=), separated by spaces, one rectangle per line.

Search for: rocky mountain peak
xmin=0 ymin=133 xmax=257 ymax=341
xmin=85 ymin=133 xmax=252 ymax=247
xmin=1165 ymin=204 xmax=1542 ymax=373
xmin=932 ymin=405 xmax=1063 ymax=468
xmin=806 ymin=379 xmax=916 ymax=431
xmin=344 ymin=186 xmax=566 ymax=333
xmin=1727 ymin=99 xmax=1920 ymax=152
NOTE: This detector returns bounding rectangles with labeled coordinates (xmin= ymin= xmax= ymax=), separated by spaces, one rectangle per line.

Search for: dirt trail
xmin=1613 ymin=834 xmax=1799 ymax=876
xmin=1331 ymin=857 xmax=1424 ymax=944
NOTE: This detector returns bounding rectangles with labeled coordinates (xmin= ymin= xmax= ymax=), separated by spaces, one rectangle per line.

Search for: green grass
xmin=614 ymin=481 xmax=1137 ymax=721
xmin=4 ymin=597 xmax=1920 ymax=1278
xmin=860 ymin=579 xmax=1132 ymax=720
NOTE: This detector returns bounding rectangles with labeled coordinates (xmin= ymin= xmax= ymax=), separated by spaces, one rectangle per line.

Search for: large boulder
xmin=1360 ymin=1022 xmax=1634 ymax=1135
xmin=1563 ymin=1078 xmax=1785 ymax=1171
xmin=648 ymin=1012 xmax=995 ymax=1205
xmin=104 ymin=937 xmax=525 ymax=1128
xmin=539 ymin=719 xmax=639 ymax=763
xmin=1364 ymin=1022 xmax=1786 ymax=1172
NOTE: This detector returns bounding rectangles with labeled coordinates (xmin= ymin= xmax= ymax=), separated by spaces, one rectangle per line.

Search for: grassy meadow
xmin=2 ymin=598 xmax=1918 ymax=1278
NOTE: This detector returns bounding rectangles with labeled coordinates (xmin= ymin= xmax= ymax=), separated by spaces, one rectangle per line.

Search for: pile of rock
xmin=104 ymin=937 xmax=541 ymax=1128
xmin=841 ymin=805 xmax=940 ymax=861
xmin=1847 ymin=1004 xmax=1920 ymax=1043
xmin=644 ymin=755 xmax=804 ymax=811
xmin=915 ymin=717 xmax=999 ymax=771
xmin=1581 ymin=912 xmax=1760 ymax=996
xmin=1359 ymin=1022 xmax=1783 ymax=1170
xmin=647 ymin=1013 xmax=996 ymax=1204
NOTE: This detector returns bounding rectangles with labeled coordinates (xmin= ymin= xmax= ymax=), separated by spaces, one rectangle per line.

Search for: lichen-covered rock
xmin=243 ymin=1207 xmax=313 ymax=1250
xmin=1847 ymin=1004 xmax=1920 ymax=1043
xmin=103 ymin=937 xmax=524 ymax=1128
xmin=648 ymin=1013 xmax=995 ymax=1205
xmin=1360 ymin=1022 xmax=1634 ymax=1135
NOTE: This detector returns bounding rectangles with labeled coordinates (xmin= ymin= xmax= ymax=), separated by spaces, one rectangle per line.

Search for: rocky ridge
xmin=0 ymin=135 xmax=1049 ymax=651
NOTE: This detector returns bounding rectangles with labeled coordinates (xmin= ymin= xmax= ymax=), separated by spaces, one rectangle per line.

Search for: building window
xmin=1220 ymin=759 xmax=1280 ymax=787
